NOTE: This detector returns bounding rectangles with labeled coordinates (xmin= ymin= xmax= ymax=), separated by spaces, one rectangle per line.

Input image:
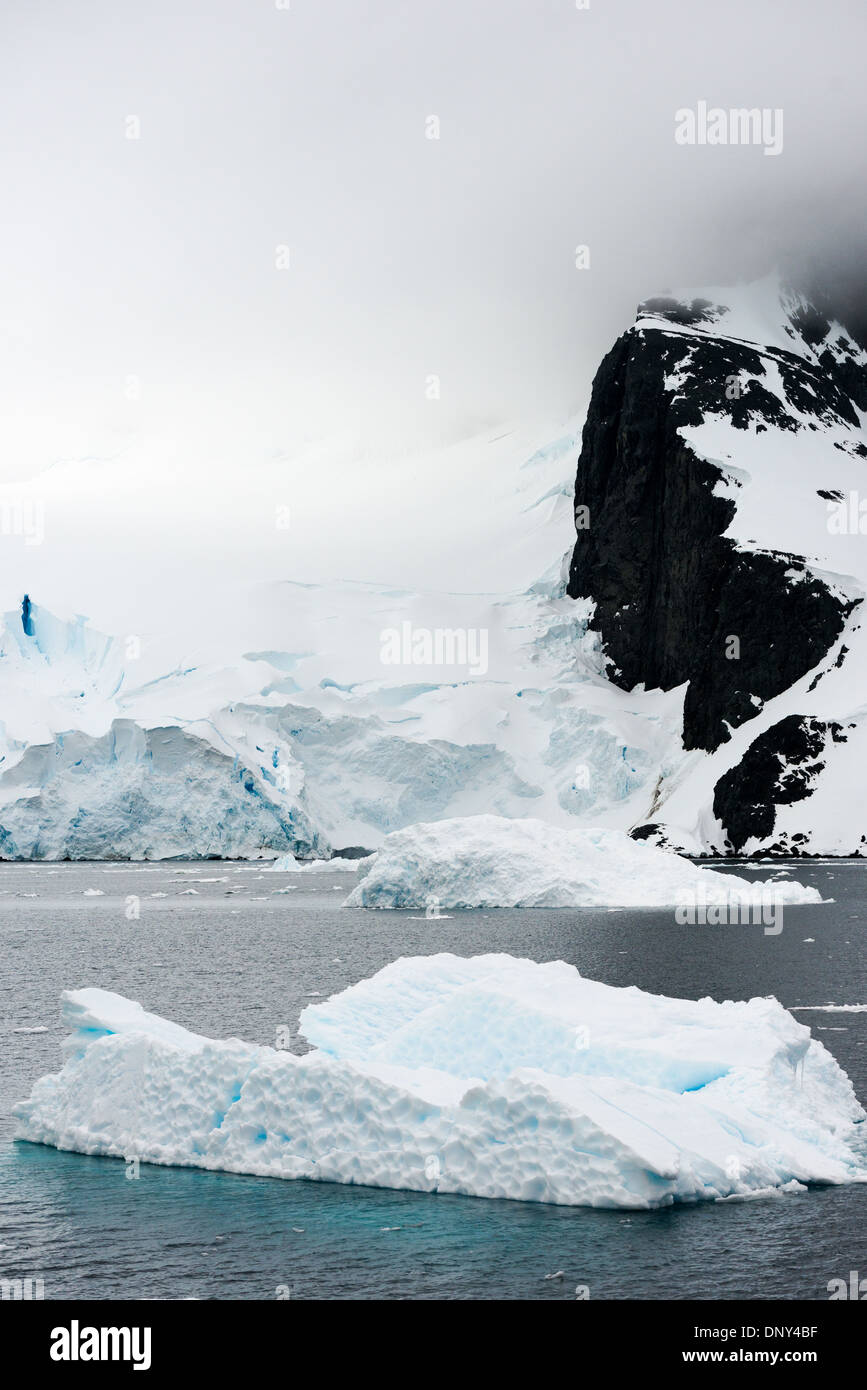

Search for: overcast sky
xmin=1 ymin=0 xmax=865 ymax=483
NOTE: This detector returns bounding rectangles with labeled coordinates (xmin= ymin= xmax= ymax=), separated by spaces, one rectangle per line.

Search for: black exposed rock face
xmin=628 ymin=821 xmax=697 ymax=855
xmin=566 ymin=313 xmax=859 ymax=751
xmin=712 ymin=715 xmax=847 ymax=852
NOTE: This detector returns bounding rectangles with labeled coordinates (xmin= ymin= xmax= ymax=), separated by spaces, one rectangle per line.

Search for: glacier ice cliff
xmin=0 ymin=720 xmax=321 ymax=861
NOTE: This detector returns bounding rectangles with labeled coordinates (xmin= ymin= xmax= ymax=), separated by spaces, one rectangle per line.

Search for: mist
xmin=1 ymin=0 xmax=865 ymax=478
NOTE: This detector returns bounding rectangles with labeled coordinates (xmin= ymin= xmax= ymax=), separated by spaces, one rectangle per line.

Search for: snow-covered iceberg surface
xmin=15 ymin=955 xmax=865 ymax=1209
xmin=266 ymin=852 xmax=372 ymax=872
xmin=345 ymin=815 xmax=823 ymax=909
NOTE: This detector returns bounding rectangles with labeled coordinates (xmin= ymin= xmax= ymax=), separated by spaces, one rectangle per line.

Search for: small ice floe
xmin=180 ymin=889 xmax=199 ymax=896
xmin=791 ymin=1004 xmax=867 ymax=1013
xmin=803 ymin=937 xmax=815 ymax=943
xmin=150 ymin=892 xmax=167 ymax=898
xmin=716 ymin=1180 xmax=807 ymax=1202
xmin=272 ymin=887 xmax=297 ymax=894
xmin=13 ymin=1025 xmax=49 ymax=1034
xmin=543 ymin=1271 xmax=566 ymax=1281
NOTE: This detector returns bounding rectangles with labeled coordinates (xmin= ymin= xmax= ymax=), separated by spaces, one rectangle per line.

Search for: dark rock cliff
xmin=566 ymin=298 xmax=860 ymax=754
xmin=712 ymin=714 xmax=849 ymax=853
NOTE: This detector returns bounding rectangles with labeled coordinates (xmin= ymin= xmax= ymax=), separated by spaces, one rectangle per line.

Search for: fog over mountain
xmin=2 ymin=0 xmax=866 ymax=483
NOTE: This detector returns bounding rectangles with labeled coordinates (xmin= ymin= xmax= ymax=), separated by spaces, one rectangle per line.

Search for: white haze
xmin=0 ymin=0 xmax=865 ymax=619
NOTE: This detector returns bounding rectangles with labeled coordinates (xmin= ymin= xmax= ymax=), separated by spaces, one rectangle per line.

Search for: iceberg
xmin=14 ymin=954 xmax=866 ymax=1208
xmin=344 ymin=815 xmax=823 ymax=909
xmin=266 ymin=853 xmax=372 ymax=872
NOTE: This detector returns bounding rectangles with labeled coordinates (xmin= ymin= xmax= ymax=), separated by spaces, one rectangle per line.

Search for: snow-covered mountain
xmin=1 ymin=272 xmax=864 ymax=858
xmin=568 ymin=273 xmax=867 ymax=854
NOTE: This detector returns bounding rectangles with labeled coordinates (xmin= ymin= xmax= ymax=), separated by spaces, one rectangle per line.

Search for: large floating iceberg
xmin=345 ymin=815 xmax=823 ymax=909
xmin=14 ymin=954 xmax=866 ymax=1208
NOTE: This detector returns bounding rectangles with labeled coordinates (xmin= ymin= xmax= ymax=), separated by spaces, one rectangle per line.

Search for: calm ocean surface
xmin=2 ymin=858 xmax=866 ymax=1300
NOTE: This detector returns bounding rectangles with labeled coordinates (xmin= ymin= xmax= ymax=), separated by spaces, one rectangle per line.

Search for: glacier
xmin=14 ymin=954 xmax=867 ymax=1208
xmin=0 ymin=720 xmax=322 ymax=861
xmin=345 ymin=814 xmax=823 ymax=909
xmin=4 ymin=274 xmax=867 ymax=860
xmin=0 ymin=532 xmax=672 ymax=860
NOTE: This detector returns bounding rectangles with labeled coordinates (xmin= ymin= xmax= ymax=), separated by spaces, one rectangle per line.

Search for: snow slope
xmin=15 ymin=955 xmax=866 ymax=1208
xmin=345 ymin=815 xmax=821 ymax=909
